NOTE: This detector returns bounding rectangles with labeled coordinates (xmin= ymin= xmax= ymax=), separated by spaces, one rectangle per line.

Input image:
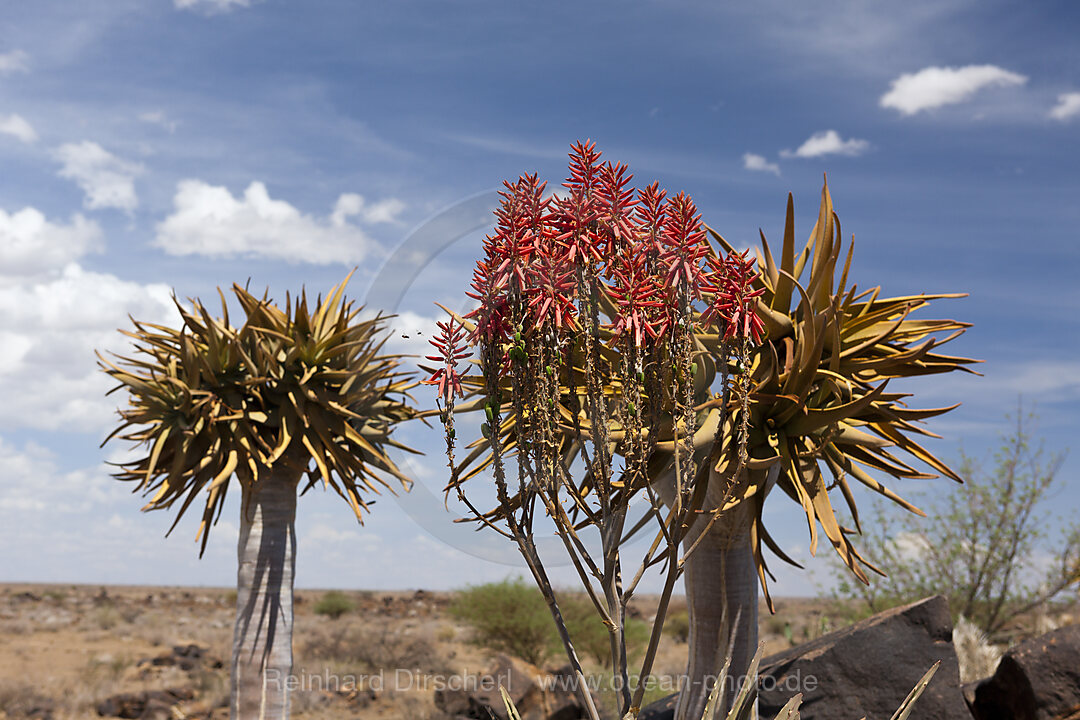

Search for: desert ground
xmin=1 ymin=583 xmax=1072 ymax=719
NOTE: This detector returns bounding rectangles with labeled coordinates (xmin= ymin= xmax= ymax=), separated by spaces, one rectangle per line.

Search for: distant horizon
xmin=2 ymin=580 xmax=839 ymax=602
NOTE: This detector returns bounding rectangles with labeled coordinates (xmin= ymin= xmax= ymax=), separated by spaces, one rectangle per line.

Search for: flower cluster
xmin=421 ymin=139 xmax=768 ymax=479
xmin=700 ymin=250 xmax=766 ymax=344
xmin=428 ymin=141 xmax=764 ymax=363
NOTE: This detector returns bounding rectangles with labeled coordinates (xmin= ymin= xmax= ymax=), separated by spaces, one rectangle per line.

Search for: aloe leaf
xmin=889 ymin=662 xmax=940 ymax=720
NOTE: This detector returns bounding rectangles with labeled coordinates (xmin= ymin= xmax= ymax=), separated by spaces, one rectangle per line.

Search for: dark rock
xmin=1 ymin=692 xmax=55 ymax=719
xmin=962 ymin=681 xmax=979 ymax=714
xmin=25 ymin=702 xmax=55 ymax=720
xmin=970 ymin=624 xmax=1080 ymax=720
xmin=96 ymin=692 xmax=143 ymax=718
xmin=641 ymin=596 xmax=969 ymax=720
xmin=339 ymin=685 xmax=378 ymax=709
xmin=757 ymin=595 xmax=968 ymax=720
xmin=136 ymin=643 xmax=223 ymax=674
xmin=96 ymin=688 xmax=195 ymax=718
xmin=171 ymin=642 xmax=223 ymax=670
xmin=434 ymin=654 xmax=589 ymax=720
xmin=639 ymin=692 xmax=677 ymax=719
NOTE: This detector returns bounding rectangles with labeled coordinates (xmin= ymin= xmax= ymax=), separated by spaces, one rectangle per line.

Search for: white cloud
xmin=0 ymin=263 xmax=175 ymax=431
xmin=330 ymin=192 xmax=405 ymax=226
xmin=138 ymin=110 xmax=179 ymax=133
xmin=0 ymin=439 xmax=111 ymax=516
xmin=0 ymin=201 xmax=174 ymax=431
xmin=54 ymin=141 xmax=143 ymax=212
xmin=742 ymin=153 xmax=781 ymax=176
xmin=880 ymin=65 xmax=1028 ymax=115
xmin=989 ymin=361 xmax=1080 ymax=398
xmin=780 ymin=130 xmax=869 ymax=158
xmin=154 ymin=180 xmax=402 ymax=265
xmin=376 ymin=309 xmax=449 ymax=359
xmin=891 ymin=531 xmax=932 ymax=563
xmin=0 ymin=113 xmax=37 ymax=143
xmin=0 ymin=49 xmax=29 ymax=75
xmin=174 ymin=0 xmax=258 ymax=13
xmin=1049 ymin=92 xmax=1080 ymax=122
xmin=0 ymin=207 xmax=103 ymax=278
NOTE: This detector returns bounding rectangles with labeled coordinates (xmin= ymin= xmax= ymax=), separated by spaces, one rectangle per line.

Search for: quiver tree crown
xmin=99 ymin=273 xmax=419 ymax=555
xmin=703 ymin=181 xmax=979 ymax=606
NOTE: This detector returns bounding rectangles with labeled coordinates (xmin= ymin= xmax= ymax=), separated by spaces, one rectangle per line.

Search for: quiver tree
xmin=99 ymin=274 xmax=417 ymax=720
xmin=652 ymin=182 xmax=980 ymax=719
xmin=429 ymin=142 xmax=978 ymax=720
xmin=425 ymin=142 xmax=767 ymax=719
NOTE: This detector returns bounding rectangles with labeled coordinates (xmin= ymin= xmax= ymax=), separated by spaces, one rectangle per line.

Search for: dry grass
xmin=300 ymin=623 xmax=446 ymax=675
xmin=0 ymin=682 xmax=56 ymax=719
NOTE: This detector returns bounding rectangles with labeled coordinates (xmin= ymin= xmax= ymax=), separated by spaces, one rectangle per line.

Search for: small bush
xmin=664 ymin=610 xmax=689 ymax=643
xmin=313 ymin=590 xmax=355 ymax=619
xmin=450 ymin=579 xmax=651 ymax=668
xmin=558 ymin=592 xmax=650 ymax=667
xmin=450 ymin=578 xmax=554 ymax=666
xmin=91 ymin=605 xmax=122 ymax=630
xmin=832 ymin=408 xmax=1080 ymax=639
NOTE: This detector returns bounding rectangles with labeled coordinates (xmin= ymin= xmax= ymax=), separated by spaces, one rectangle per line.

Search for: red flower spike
xmin=525 ymin=246 xmax=578 ymax=333
xmin=564 ymin=140 xmax=603 ymax=195
xmin=659 ymin=192 xmax=709 ymax=296
xmin=700 ymin=250 xmax=766 ymax=344
xmin=423 ymin=317 xmax=471 ymax=401
xmin=464 ymin=254 xmax=512 ymax=346
xmin=596 ymin=161 xmax=639 ymax=261
xmin=636 ymin=181 xmax=668 ymax=258
xmin=488 ymin=174 xmax=552 ymax=292
xmin=607 ymin=252 xmax=667 ymax=348
xmin=552 ymin=185 xmax=603 ymax=268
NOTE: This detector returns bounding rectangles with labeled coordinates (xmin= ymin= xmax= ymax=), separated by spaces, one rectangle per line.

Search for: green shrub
xmin=664 ymin=609 xmax=689 ymax=643
xmin=832 ymin=408 xmax=1080 ymax=639
xmin=450 ymin=578 xmax=555 ymax=666
xmin=450 ymin=579 xmax=651 ymax=668
xmin=558 ymin=592 xmax=650 ymax=667
xmin=313 ymin=590 xmax=355 ymax=619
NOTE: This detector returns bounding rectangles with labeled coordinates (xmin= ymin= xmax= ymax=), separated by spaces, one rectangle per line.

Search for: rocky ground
xmin=0 ymin=584 xmax=1073 ymax=719
xmin=0 ymin=583 xmax=859 ymax=719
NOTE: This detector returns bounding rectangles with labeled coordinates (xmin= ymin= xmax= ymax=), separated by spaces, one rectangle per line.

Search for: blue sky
xmin=1 ymin=0 xmax=1077 ymax=596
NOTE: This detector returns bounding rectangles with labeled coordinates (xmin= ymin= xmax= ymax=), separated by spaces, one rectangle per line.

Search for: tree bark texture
xmin=231 ymin=466 xmax=299 ymax=720
xmin=657 ymin=467 xmax=764 ymax=720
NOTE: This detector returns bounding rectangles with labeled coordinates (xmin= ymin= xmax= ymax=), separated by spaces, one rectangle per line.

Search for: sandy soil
xmin=0 ymin=583 xmax=931 ymax=719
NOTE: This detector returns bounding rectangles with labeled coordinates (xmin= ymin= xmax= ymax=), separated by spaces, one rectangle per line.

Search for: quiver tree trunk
xmin=679 ymin=507 xmax=758 ymax=720
xmin=658 ymin=468 xmax=763 ymax=720
xmin=231 ymin=466 xmax=300 ymax=719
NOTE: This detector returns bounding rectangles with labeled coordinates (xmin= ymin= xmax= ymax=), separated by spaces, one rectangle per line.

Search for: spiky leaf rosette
xmin=99 ymin=274 xmax=418 ymax=555
xmin=695 ymin=180 xmax=980 ymax=607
